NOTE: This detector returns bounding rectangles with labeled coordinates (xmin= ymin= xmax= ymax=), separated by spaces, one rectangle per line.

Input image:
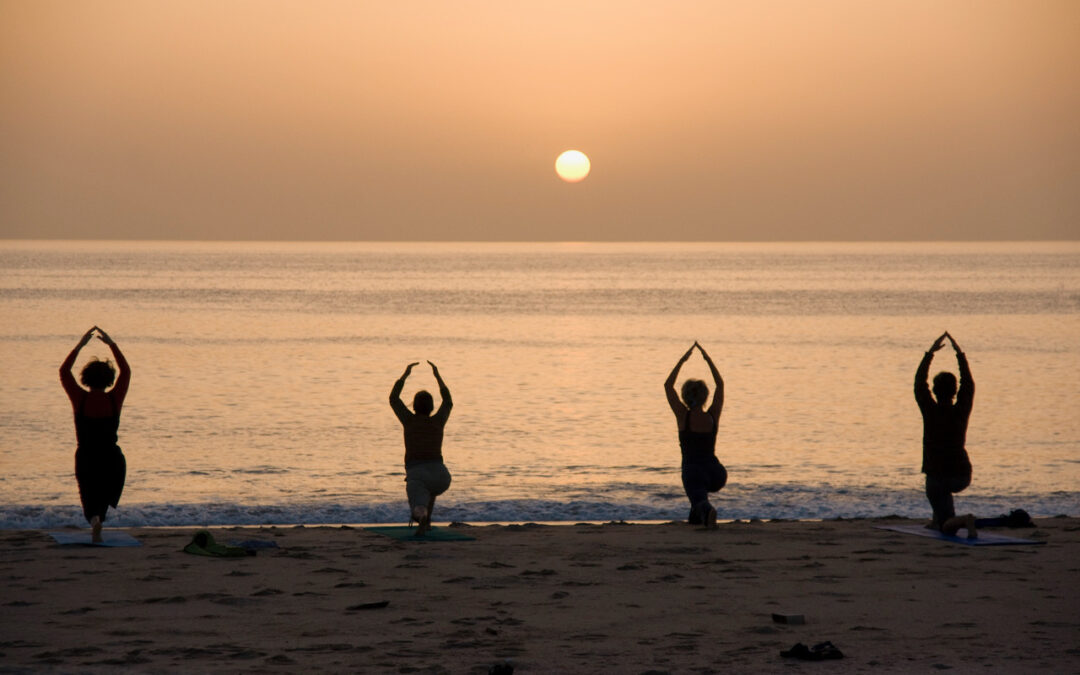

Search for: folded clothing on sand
xmin=183 ymin=530 xmax=253 ymax=557
xmin=975 ymin=509 xmax=1034 ymax=528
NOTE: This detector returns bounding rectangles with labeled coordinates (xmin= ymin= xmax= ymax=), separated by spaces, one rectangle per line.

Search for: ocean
xmin=1 ymin=241 xmax=1078 ymax=528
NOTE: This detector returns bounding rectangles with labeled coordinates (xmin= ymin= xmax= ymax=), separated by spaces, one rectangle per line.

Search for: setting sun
xmin=555 ymin=150 xmax=591 ymax=183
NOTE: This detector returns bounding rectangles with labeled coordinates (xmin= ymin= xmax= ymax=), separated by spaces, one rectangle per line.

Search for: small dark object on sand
xmin=489 ymin=660 xmax=514 ymax=675
xmin=781 ymin=641 xmax=844 ymax=660
xmin=345 ymin=600 xmax=389 ymax=611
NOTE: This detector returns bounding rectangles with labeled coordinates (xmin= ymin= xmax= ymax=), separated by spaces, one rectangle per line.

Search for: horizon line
xmin=3 ymin=238 xmax=1079 ymax=245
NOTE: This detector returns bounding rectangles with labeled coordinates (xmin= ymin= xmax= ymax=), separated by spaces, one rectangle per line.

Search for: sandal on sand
xmin=781 ymin=641 xmax=844 ymax=660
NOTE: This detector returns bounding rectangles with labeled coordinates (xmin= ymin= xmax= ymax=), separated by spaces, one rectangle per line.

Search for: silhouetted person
xmin=915 ymin=332 xmax=977 ymax=539
xmin=665 ymin=342 xmax=728 ymax=528
xmin=59 ymin=327 xmax=130 ymax=543
xmin=390 ymin=361 xmax=453 ymax=536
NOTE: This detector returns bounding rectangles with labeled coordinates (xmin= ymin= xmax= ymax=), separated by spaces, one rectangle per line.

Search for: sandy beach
xmin=1 ymin=518 xmax=1077 ymax=674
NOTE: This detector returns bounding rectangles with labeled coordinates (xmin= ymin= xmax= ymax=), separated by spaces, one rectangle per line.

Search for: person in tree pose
xmin=665 ymin=342 xmax=728 ymax=528
xmin=915 ymin=331 xmax=977 ymax=539
xmin=390 ymin=361 xmax=453 ymax=536
xmin=60 ymin=327 xmax=131 ymax=543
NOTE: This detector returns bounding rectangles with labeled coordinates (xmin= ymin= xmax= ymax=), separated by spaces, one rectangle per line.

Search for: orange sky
xmin=1 ymin=1 xmax=1077 ymax=240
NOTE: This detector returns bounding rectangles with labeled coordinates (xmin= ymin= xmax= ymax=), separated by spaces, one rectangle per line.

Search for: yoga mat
xmin=48 ymin=530 xmax=142 ymax=547
xmin=873 ymin=524 xmax=1044 ymax=546
xmin=364 ymin=526 xmax=475 ymax=542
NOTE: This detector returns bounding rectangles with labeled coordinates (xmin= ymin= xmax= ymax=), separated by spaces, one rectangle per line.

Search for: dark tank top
xmin=75 ymin=394 xmax=120 ymax=451
xmin=679 ymin=410 xmax=717 ymax=463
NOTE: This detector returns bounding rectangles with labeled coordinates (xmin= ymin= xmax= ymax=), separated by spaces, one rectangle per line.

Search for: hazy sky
xmin=1 ymin=1 xmax=1077 ymax=240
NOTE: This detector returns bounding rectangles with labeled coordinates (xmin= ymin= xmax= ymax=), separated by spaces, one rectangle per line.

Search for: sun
xmin=555 ymin=150 xmax=591 ymax=183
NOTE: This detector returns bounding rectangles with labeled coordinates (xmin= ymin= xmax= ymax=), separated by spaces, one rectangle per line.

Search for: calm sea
xmin=1 ymin=241 xmax=1078 ymax=527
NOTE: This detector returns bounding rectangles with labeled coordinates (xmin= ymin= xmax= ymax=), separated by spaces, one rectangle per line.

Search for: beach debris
xmin=488 ymin=660 xmax=514 ymax=675
xmin=780 ymin=641 xmax=844 ymax=660
xmin=345 ymin=600 xmax=389 ymax=611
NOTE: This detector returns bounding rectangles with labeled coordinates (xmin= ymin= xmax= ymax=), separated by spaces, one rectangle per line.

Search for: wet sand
xmin=1 ymin=518 xmax=1077 ymax=673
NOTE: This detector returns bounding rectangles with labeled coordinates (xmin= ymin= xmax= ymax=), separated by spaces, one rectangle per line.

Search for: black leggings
xmin=681 ymin=457 xmax=728 ymax=523
xmin=925 ymin=472 xmax=970 ymax=526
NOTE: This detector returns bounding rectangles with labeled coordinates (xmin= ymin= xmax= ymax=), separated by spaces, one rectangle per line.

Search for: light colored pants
xmin=405 ymin=461 xmax=452 ymax=510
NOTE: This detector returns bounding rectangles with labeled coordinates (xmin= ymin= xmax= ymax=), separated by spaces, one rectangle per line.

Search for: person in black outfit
xmin=59 ymin=327 xmax=131 ymax=543
xmin=665 ymin=342 xmax=727 ymax=528
xmin=915 ymin=332 xmax=977 ymax=539
xmin=390 ymin=361 xmax=453 ymax=536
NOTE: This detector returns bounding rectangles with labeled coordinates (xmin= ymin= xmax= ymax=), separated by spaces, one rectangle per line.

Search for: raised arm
xmin=915 ymin=333 xmax=947 ymax=408
xmin=697 ymin=342 xmax=725 ymax=418
xmin=948 ymin=333 xmax=974 ymax=412
xmin=389 ymin=363 xmax=418 ymax=423
xmin=428 ymin=361 xmax=453 ymax=421
xmin=59 ymin=328 xmax=95 ymax=406
xmin=664 ymin=344 xmax=695 ymax=415
xmin=96 ymin=328 xmax=130 ymax=410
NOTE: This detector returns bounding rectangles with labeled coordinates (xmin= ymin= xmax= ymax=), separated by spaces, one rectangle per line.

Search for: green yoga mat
xmin=364 ymin=526 xmax=475 ymax=542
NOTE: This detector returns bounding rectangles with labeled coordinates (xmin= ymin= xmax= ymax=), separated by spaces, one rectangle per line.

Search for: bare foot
xmin=941 ymin=513 xmax=978 ymax=538
xmin=704 ymin=505 xmax=718 ymax=530
xmin=964 ymin=514 xmax=978 ymax=540
xmin=90 ymin=516 xmax=103 ymax=544
xmin=412 ymin=505 xmax=429 ymax=536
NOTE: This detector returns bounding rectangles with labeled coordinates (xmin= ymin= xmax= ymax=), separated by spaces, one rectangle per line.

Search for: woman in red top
xmin=60 ymin=327 xmax=130 ymax=543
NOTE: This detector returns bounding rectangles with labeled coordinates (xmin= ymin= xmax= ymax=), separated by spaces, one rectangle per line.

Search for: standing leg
xmin=925 ymin=474 xmax=955 ymax=530
xmin=76 ymin=449 xmax=108 ymax=541
xmin=681 ymin=464 xmax=716 ymax=528
xmin=406 ymin=472 xmax=432 ymax=534
xmin=423 ymin=464 xmax=452 ymax=532
xmin=426 ymin=495 xmax=436 ymax=522
xmin=941 ymin=474 xmax=975 ymax=538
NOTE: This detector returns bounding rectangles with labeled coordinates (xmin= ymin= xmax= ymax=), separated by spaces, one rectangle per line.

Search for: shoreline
xmin=20 ymin=510 xmax=1075 ymax=532
xmin=38 ymin=517 xmax=825 ymax=530
xmin=3 ymin=517 xmax=1077 ymax=673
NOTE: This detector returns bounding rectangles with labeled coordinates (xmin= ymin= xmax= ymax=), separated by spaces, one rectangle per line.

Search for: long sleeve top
xmin=915 ymin=351 xmax=973 ymax=475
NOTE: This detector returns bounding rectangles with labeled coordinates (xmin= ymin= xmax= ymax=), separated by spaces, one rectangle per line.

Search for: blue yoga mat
xmin=873 ymin=524 xmax=1044 ymax=546
xmin=47 ymin=530 xmax=142 ymax=547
